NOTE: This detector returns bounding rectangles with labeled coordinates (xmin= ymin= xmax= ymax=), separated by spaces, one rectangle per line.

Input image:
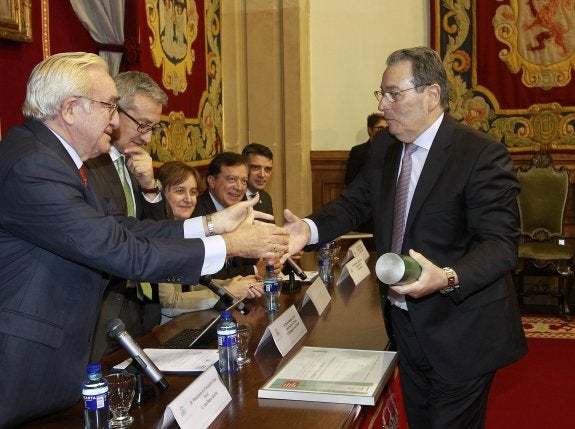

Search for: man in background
xmin=283 ymin=46 xmax=526 ymax=429
xmin=344 ymin=113 xmax=387 ymax=249
xmin=242 ymin=143 xmax=274 ymax=216
xmin=87 ymin=71 xmax=168 ymax=361
xmin=0 ymin=52 xmax=288 ymax=427
xmin=344 ymin=112 xmax=387 ymax=185
xmin=192 ymin=151 xmax=261 ymax=278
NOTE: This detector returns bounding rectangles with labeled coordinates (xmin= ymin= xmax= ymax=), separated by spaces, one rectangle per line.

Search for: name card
xmin=157 ymin=366 xmax=231 ymax=429
xmin=341 ymin=239 xmax=370 ymax=265
xmin=299 ymin=277 xmax=332 ymax=315
xmin=254 ymin=305 xmax=307 ymax=357
xmin=337 ymin=256 xmax=370 ymax=287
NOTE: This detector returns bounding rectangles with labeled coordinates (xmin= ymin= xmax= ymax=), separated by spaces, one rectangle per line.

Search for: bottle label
xmin=83 ymin=392 xmax=109 ymax=411
xmin=218 ymin=333 xmax=237 ymax=347
xmin=264 ymin=280 xmax=278 ymax=293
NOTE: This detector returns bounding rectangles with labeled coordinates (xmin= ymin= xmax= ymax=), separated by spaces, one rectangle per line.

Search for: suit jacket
xmin=344 ymin=140 xmax=375 ymax=240
xmin=249 ymin=189 xmax=274 ymax=217
xmin=308 ymin=114 xmax=527 ymax=382
xmin=344 ymin=139 xmax=370 ymax=186
xmin=0 ymin=120 xmax=207 ymax=427
xmin=192 ymin=192 xmax=258 ymax=278
xmin=86 ymin=153 xmax=168 ymax=360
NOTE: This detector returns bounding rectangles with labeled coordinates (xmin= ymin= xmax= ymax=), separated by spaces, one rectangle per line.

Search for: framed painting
xmin=0 ymin=0 xmax=32 ymax=42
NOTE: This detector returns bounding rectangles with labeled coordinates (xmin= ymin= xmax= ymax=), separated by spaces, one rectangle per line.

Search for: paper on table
xmin=113 ymin=348 xmax=219 ymax=374
xmin=279 ymin=271 xmax=318 ymax=283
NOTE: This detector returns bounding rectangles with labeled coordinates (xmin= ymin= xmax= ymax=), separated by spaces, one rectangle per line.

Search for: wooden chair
xmin=513 ymin=152 xmax=574 ymax=320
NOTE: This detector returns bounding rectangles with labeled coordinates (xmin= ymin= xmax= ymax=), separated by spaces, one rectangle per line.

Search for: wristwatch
xmin=439 ymin=267 xmax=458 ymax=294
xmin=141 ymin=179 xmax=162 ymax=194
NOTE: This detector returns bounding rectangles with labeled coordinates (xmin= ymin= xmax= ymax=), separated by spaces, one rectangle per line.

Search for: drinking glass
xmin=237 ymin=323 xmax=252 ymax=367
xmin=106 ymin=372 xmax=136 ymax=428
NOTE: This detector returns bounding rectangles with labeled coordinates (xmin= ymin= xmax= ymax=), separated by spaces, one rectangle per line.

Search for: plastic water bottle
xmin=217 ymin=310 xmax=239 ymax=373
xmin=263 ymin=263 xmax=280 ymax=313
xmin=82 ymin=362 xmax=110 ymax=429
xmin=317 ymin=242 xmax=333 ymax=286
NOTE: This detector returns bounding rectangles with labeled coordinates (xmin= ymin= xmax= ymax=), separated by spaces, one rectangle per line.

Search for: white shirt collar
xmin=412 ymin=113 xmax=444 ymax=151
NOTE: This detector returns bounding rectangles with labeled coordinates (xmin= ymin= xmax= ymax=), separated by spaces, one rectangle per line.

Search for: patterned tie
xmin=391 ymin=143 xmax=418 ymax=254
xmin=79 ymin=165 xmax=88 ymax=188
xmin=114 ymin=156 xmax=136 ymax=217
xmin=388 ymin=143 xmax=418 ymax=308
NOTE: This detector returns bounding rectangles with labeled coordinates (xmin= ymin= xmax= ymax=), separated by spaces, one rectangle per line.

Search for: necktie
xmin=114 ymin=156 xmax=136 ymax=217
xmin=79 ymin=165 xmax=88 ymax=187
xmin=391 ymin=143 xmax=418 ymax=254
xmin=388 ymin=143 xmax=418 ymax=309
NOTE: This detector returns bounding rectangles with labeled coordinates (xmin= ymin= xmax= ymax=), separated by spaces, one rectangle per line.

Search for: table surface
xmin=22 ymin=253 xmax=390 ymax=429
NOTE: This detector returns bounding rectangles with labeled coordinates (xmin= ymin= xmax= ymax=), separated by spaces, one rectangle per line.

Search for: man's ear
xmin=61 ymin=97 xmax=80 ymax=125
xmin=206 ymin=174 xmax=215 ymax=190
xmin=426 ymin=84 xmax=441 ymax=111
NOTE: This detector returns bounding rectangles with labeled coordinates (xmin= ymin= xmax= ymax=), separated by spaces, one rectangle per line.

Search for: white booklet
xmin=113 ymin=348 xmax=219 ymax=374
xmin=258 ymin=346 xmax=397 ymax=405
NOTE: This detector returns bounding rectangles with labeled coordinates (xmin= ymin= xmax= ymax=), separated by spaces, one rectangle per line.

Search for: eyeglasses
xmin=80 ymin=97 xmax=119 ymax=118
xmin=374 ymin=84 xmax=431 ymax=103
xmin=119 ymin=107 xmax=163 ymax=134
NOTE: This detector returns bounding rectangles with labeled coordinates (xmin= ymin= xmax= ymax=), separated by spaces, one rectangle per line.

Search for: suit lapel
xmin=377 ymin=138 xmax=403 ymax=251
xmin=405 ymin=116 xmax=453 ymax=232
xmin=25 ymin=120 xmax=105 ymax=213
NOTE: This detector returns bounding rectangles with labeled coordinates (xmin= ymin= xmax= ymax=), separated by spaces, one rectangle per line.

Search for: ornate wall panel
xmin=134 ymin=0 xmax=222 ymax=166
xmin=431 ymin=0 xmax=575 ymax=152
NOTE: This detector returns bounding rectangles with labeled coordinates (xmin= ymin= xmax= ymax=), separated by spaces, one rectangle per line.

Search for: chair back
xmin=517 ymin=163 xmax=569 ymax=241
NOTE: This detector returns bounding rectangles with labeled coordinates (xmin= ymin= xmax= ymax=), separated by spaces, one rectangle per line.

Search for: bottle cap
xmin=266 ymin=263 xmax=274 ymax=271
xmin=375 ymin=253 xmax=421 ymax=285
xmin=86 ymin=362 xmax=102 ymax=374
xmin=220 ymin=310 xmax=231 ymax=318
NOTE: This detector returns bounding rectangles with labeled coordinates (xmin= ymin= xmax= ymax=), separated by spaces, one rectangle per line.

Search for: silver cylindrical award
xmin=375 ymin=252 xmax=422 ymax=285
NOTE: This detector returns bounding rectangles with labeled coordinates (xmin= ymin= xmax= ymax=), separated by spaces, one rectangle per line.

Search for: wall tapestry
xmin=136 ymin=0 xmax=222 ymax=165
xmin=431 ymin=0 xmax=575 ymax=152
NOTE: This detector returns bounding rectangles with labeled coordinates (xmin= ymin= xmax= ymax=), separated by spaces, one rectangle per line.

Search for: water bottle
xmin=217 ymin=310 xmax=239 ymax=373
xmin=82 ymin=362 xmax=110 ymax=429
xmin=317 ymin=242 xmax=333 ymax=286
xmin=263 ymin=263 xmax=280 ymax=313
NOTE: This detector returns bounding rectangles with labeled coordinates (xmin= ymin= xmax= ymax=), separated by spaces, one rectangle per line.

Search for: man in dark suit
xmin=344 ymin=113 xmax=387 ymax=250
xmin=242 ymin=143 xmax=275 ymax=216
xmin=193 ymin=151 xmax=261 ymax=278
xmin=87 ymin=71 xmax=169 ymax=361
xmin=284 ymin=47 xmax=527 ymax=429
xmin=344 ymin=112 xmax=387 ymax=186
xmin=0 ymin=52 xmax=288 ymax=428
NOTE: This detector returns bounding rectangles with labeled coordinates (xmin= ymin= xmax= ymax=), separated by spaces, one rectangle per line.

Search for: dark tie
xmin=79 ymin=165 xmax=88 ymax=188
xmin=391 ymin=143 xmax=418 ymax=254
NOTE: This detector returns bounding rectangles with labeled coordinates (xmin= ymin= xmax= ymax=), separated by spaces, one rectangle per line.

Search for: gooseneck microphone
xmin=105 ymin=318 xmax=169 ymax=391
xmin=199 ymin=275 xmax=250 ymax=315
xmin=286 ymin=258 xmax=307 ymax=281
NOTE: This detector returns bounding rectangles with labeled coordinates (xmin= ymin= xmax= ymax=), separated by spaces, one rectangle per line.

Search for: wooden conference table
xmin=22 ymin=253 xmax=393 ymax=429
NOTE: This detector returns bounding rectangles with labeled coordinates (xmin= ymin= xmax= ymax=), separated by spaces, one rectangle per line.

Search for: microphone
xmin=105 ymin=318 xmax=169 ymax=391
xmin=285 ymin=258 xmax=307 ymax=281
xmin=199 ymin=275 xmax=250 ymax=315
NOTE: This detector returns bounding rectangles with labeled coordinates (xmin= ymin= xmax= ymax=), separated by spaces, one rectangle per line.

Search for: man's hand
xmin=211 ymin=194 xmax=274 ymax=234
xmin=388 ymin=249 xmax=455 ymax=298
xmin=124 ymin=147 xmax=156 ymax=190
xmin=280 ymin=209 xmax=311 ymax=263
xmin=226 ymin=275 xmax=263 ymax=300
xmin=222 ymin=216 xmax=289 ymax=260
